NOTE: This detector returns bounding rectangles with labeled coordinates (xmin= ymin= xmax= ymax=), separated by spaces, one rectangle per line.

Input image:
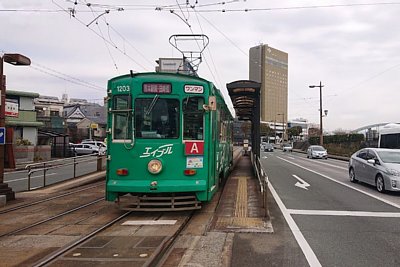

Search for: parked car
xmin=82 ymin=140 xmax=106 ymax=148
xmin=264 ymin=143 xmax=274 ymax=152
xmin=307 ymin=145 xmax=328 ymax=159
xmin=282 ymin=143 xmax=293 ymax=152
xmin=349 ymin=148 xmax=400 ymax=193
xmin=72 ymin=144 xmax=106 ymax=156
xmin=81 ymin=140 xmax=107 ymax=153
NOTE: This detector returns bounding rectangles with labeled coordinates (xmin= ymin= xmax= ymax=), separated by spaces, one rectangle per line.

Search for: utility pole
xmin=309 ymin=81 xmax=324 ymax=146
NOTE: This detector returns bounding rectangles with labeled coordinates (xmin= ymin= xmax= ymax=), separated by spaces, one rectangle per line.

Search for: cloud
xmin=2 ymin=0 xmax=400 ymax=131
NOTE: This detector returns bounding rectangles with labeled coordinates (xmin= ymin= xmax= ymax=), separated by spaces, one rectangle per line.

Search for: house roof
xmin=6 ymin=90 xmax=40 ymax=98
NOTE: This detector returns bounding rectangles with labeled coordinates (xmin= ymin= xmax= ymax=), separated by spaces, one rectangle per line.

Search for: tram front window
xmin=112 ymin=95 xmax=132 ymax=141
xmin=135 ymin=98 xmax=179 ymax=139
xmin=183 ymin=96 xmax=204 ymax=140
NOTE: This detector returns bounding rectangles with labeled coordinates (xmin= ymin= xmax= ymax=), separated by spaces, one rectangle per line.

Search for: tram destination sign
xmin=143 ymin=83 xmax=171 ymax=94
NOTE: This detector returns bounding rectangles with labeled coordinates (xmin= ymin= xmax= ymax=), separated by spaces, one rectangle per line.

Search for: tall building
xmin=249 ymin=44 xmax=288 ymax=134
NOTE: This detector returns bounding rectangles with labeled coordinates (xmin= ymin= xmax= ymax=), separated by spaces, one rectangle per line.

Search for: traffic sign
xmin=0 ymin=127 xmax=5 ymax=145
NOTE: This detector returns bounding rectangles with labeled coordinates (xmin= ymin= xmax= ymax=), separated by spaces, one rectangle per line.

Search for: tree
xmin=240 ymin=121 xmax=252 ymax=138
xmin=287 ymin=126 xmax=302 ymax=139
xmin=333 ymin=128 xmax=349 ymax=135
xmin=260 ymin=122 xmax=275 ymax=137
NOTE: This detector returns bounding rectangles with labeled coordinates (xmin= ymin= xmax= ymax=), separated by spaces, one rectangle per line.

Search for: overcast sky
xmin=1 ymin=0 xmax=400 ymax=132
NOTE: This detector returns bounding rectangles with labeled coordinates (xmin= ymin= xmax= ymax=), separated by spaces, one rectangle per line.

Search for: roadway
xmin=261 ymin=149 xmax=400 ymax=267
xmin=3 ymin=157 xmax=99 ymax=192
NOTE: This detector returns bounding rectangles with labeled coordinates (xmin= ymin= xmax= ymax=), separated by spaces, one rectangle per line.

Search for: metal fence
xmin=250 ymin=151 xmax=269 ymax=217
xmin=25 ymin=154 xmax=106 ymax=191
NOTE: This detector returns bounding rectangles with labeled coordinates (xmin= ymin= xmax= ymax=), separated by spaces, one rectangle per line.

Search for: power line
xmin=52 ymin=0 xmax=150 ymax=71
xmin=30 ymin=65 xmax=105 ymax=92
xmin=163 ymin=2 xmax=400 ymax=13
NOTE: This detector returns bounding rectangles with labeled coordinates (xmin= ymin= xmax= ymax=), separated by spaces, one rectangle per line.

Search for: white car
xmin=307 ymin=145 xmax=328 ymax=159
xmin=82 ymin=140 xmax=107 ymax=154
xmin=72 ymin=144 xmax=106 ymax=156
xmin=282 ymin=143 xmax=293 ymax=152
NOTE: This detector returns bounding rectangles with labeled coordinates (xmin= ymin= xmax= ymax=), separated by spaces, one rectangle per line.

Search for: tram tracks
xmin=32 ymin=211 xmax=132 ymax=267
xmin=0 ymin=181 xmax=105 ymax=214
xmin=0 ymin=197 xmax=105 ymax=238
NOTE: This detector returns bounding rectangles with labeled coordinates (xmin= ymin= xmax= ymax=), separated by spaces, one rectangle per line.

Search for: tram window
xmin=135 ymin=98 xmax=179 ymax=139
xmin=183 ymin=96 xmax=204 ymax=140
xmin=112 ymin=95 xmax=132 ymax=140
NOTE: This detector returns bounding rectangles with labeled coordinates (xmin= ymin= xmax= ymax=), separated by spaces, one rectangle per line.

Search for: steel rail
xmin=0 ymin=182 xmax=104 ymax=214
xmin=0 ymin=197 xmax=104 ymax=238
xmin=32 ymin=211 xmax=132 ymax=267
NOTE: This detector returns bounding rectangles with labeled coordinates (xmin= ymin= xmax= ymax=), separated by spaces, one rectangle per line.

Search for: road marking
xmin=6 ymin=173 xmax=57 ymax=183
xmin=287 ymin=156 xmax=295 ymax=160
xmin=122 ymin=220 xmax=177 ymax=225
xmin=287 ymin=209 xmax=400 ymax=217
xmin=293 ymin=174 xmax=310 ymax=190
xmin=269 ymin=182 xmax=322 ymax=267
xmin=277 ymin=156 xmax=400 ymax=209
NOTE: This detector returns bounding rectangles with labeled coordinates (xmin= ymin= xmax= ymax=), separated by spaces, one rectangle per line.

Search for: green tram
xmin=106 ymin=72 xmax=233 ymax=210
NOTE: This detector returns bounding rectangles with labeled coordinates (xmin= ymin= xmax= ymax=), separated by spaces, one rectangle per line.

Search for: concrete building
xmin=6 ymin=90 xmax=43 ymax=145
xmin=249 ymin=44 xmax=288 ymax=138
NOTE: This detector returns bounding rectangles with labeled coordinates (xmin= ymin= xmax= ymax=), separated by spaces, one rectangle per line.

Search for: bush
xmin=309 ymin=134 xmax=364 ymax=145
xmin=16 ymin=138 xmax=32 ymax=146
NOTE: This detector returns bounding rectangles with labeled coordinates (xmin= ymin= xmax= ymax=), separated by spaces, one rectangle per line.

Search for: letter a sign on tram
xmin=185 ymin=141 xmax=204 ymax=155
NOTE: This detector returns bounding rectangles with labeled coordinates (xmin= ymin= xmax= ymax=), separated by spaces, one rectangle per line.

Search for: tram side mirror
xmin=203 ymin=96 xmax=217 ymax=111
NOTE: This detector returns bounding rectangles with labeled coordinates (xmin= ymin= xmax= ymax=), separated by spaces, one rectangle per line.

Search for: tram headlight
xmin=148 ymin=159 xmax=162 ymax=174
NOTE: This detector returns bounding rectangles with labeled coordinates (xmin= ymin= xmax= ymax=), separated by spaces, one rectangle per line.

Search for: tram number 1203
xmin=116 ymin=85 xmax=130 ymax=92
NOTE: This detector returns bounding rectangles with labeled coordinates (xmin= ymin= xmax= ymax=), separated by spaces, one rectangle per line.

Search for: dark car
xmin=264 ymin=143 xmax=274 ymax=152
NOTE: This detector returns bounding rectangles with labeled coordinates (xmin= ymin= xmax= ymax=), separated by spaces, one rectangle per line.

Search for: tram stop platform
xmin=162 ymin=155 xmax=275 ymax=267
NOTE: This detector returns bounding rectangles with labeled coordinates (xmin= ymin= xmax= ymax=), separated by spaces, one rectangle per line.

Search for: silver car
xmin=349 ymin=148 xmax=400 ymax=192
xmin=307 ymin=145 xmax=328 ymax=159
xmin=282 ymin=143 xmax=293 ymax=152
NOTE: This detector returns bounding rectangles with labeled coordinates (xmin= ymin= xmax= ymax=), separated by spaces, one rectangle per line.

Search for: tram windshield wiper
xmin=145 ymin=94 xmax=159 ymax=116
xmin=184 ymin=96 xmax=190 ymax=111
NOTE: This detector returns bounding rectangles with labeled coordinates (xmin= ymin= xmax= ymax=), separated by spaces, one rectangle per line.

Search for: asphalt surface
xmin=262 ymin=150 xmax=400 ymax=267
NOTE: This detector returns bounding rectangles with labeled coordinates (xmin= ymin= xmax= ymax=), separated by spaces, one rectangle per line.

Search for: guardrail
xmin=250 ymin=151 xmax=269 ymax=217
xmin=25 ymin=154 xmax=105 ymax=191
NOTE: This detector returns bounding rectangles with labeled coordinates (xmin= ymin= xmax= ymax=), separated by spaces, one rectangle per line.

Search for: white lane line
xmin=269 ymin=182 xmax=322 ymax=267
xmin=277 ymin=156 xmax=400 ymax=209
xmin=288 ymin=209 xmax=400 ymax=218
xmin=7 ymin=173 xmax=57 ymax=183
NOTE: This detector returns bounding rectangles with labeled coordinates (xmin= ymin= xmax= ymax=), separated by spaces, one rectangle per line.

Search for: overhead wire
xmin=164 ymin=2 xmax=400 ymax=13
xmin=193 ymin=7 xmax=223 ymax=89
xmin=51 ymin=0 xmax=149 ymax=71
xmin=30 ymin=64 xmax=105 ymax=92
xmin=85 ymin=1 xmax=119 ymax=72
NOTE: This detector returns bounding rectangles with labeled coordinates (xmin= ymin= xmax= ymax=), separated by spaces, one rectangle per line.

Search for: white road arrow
xmin=293 ymin=174 xmax=310 ymax=190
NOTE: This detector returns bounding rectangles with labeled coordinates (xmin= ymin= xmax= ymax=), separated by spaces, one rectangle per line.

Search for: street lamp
xmin=0 ymin=53 xmax=31 ymax=201
xmin=277 ymin=112 xmax=285 ymax=141
xmin=309 ymin=81 xmax=324 ymax=146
